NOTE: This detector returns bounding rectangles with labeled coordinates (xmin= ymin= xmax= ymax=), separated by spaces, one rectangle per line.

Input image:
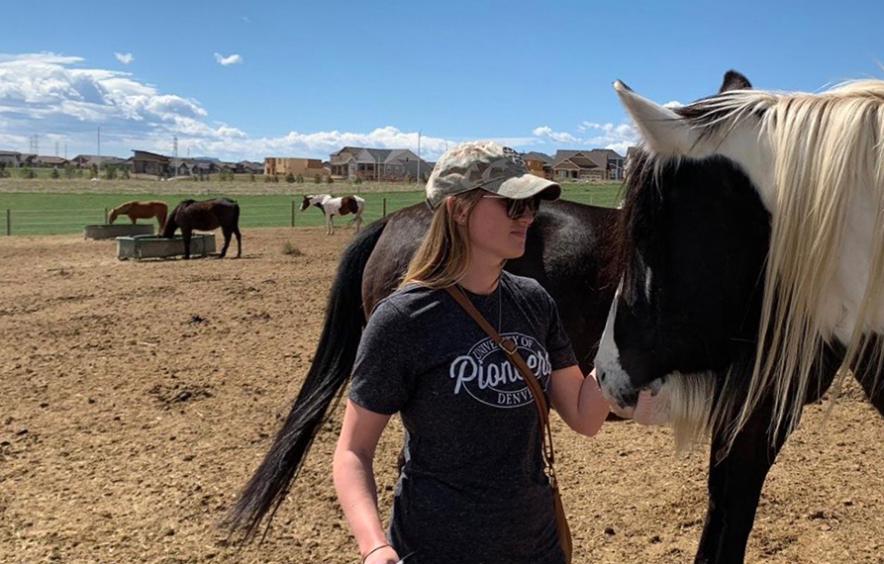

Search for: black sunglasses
xmin=481 ymin=194 xmax=542 ymax=219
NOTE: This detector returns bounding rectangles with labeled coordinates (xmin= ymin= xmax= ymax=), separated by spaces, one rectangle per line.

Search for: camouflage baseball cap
xmin=425 ymin=141 xmax=561 ymax=209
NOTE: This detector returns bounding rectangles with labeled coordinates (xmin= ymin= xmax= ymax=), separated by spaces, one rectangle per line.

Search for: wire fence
xmin=0 ymin=189 xmax=621 ymax=236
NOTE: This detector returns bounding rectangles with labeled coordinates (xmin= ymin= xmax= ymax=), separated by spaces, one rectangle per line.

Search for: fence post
xmin=382 ymin=198 xmax=387 ymax=218
xmin=104 ymin=208 xmax=108 ymax=224
xmin=5 ymin=209 xmax=9 ymax=236
xmin=291 ymin=200 xmax=295 ymax=227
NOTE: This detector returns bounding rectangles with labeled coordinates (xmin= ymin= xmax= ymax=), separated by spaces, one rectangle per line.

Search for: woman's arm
xmin=333 ymin=400 xmax=401 ymax=564
xmin=549 ymin=367 xmax=610 ymax=437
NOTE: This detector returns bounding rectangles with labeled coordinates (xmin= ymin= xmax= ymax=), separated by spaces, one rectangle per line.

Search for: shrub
xmin=325 ymin=175 xmax=333 ymax=184
xmin=250 ymin=173 xmax=256 ymax=182
xmin=313 ymin=174 xmax=321 ymax=184
xmin=295 ymin=174 xmax=304 ymax=183
xmin=354 ymin=176 xmax=363 ymax=185
xmin=285 ymin=172 xmax=295 ymax=183
xmin=50 ymin=168 xmax=60 ymax=179
xmin=282 ymin=241 xmax=303 ymax=257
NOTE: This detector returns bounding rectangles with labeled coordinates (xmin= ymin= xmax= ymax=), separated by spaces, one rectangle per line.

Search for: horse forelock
xmin=618 ymin=149 xmax=666 ymax=303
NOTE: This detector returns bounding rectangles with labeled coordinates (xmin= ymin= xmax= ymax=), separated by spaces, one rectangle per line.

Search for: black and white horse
xmin=595 ymin=72 xmax=884 ymax=562
xmin=300 ymin=194 xmax=365 ymax=235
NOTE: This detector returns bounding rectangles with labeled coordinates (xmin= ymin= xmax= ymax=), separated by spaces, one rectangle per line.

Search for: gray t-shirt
xmin=350 ymin=271 xmax=577 ymax=564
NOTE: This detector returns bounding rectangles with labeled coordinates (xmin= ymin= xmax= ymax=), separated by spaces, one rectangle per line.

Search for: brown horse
xmin=162 ymin=198 xmax=242 ymax=259
xmin=108 ymin=200 xmax=168 ymax=232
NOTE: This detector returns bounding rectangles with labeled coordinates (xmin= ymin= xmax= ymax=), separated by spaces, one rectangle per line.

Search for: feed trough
xmin=84 ymin=223 xmax=155 ymax=239
xmin=116 ymin=233 xmax=216 ymax=260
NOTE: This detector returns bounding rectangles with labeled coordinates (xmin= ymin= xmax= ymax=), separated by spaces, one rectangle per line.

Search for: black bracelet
xmin=362 ymin=543 xmax=392 ymax=563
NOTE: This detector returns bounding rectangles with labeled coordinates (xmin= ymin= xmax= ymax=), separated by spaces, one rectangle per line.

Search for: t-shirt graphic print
xmin=449 ymin=332 xmax=551 ymax=408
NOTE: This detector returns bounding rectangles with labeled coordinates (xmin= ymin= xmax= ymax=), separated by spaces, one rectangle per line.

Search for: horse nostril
xmin=597 ymin=370 xmax=606 ymax=383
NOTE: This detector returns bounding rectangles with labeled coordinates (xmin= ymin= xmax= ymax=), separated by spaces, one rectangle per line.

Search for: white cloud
xmin=530 ymin=121 xmax=638 ymax=155
xmin=214 ymin=52 xmax=242 ymax=66
xmin=532 ymin=126 xmax=578 ymax=144
xmin=241 ymin=16 xmax=252 ymax=24
xmin=0 ymin=52 xmax=469 ymax=161
xmin=663 ymin=100 xmax=683 ymax=109
xmin=114 ymin=52 xmax=134 ymax=65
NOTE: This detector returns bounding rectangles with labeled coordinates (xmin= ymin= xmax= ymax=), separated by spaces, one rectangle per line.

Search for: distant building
xmin=552 ymin=149 xmax=625 ymax=181
xmin=329 ymin=147 xmax=433 ymax=181
xmin=72 ymin=154 xmax=129 ymax=169
xmin=33 ymin=156 xmax=69 ymax=168
xmin=522 ymin=152 xmax=554 ymax=180
xmin=264 ymin=157 xmax=327 ymax=178
xmin=132 ymin=150 xmax=171 ymax=177
xmin=0 ymin=151 xmax=24 ymax=167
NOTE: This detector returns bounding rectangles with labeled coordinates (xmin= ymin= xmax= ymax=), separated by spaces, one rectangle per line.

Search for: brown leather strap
xmin=445 ymin=284 xmax=557 ymax=469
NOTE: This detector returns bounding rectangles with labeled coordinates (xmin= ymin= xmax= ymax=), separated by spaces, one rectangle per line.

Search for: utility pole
xmin=97 ymin=126 xmax=101 ymax=175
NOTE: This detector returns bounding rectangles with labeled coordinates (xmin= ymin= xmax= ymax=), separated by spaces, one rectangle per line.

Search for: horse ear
xmin=613 ymin=80 xmax=699 ymax=158
xmin=719 ymin=70 xmax=752 ymax=93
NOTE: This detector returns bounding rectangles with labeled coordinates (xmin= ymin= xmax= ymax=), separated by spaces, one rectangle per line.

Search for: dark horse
xmin=225 ymin=199 xmax=620 ymax=539
xmin=225 ymin=72 xmax=873 ymax=562
xmin=162 ymin=198 xmax=242 ymax=259
xmin=595 ymin=72 xmax=884 ymax=562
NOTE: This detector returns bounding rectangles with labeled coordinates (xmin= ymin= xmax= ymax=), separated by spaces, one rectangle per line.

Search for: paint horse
xmin=162 ymin=198 xmax=242 ymax=259
xmin=108 ymin=200 xmax=168 ymax=232
xmin=595 ymin=71 xmax=884 ymax=562
xmin=300 ymin=194 xmax=365 ymax=235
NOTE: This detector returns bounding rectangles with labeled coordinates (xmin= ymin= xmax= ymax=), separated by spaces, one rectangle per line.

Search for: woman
xmin=333 ymin=141 xmax=610 ymax=564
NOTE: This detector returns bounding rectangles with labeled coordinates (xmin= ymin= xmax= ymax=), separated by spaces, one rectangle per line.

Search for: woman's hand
xmin=363 ymin=544 xmax=400 ymax=564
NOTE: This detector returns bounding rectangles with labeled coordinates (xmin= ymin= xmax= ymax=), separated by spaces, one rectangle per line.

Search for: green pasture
xmin=0 ymin=183 xmax=622 ymax=236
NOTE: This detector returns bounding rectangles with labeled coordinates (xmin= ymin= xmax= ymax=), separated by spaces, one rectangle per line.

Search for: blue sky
xmin=1 ymin=0 xmax=881 ymax=162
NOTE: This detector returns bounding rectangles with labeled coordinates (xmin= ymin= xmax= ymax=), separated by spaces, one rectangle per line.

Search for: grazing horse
xmin=108 ymin=200 xmax=168 ymax=232
xmin=300 ymin=194 xmax=365 ymax=235
xmin=595 ymin=71 xmax=884 ymax=562
xmin=162 ymin=198 xmax=242 ymax=259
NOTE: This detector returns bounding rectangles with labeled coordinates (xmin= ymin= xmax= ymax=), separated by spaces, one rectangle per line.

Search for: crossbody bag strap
xmin=445 ymin=284 xmax=557 ymax=469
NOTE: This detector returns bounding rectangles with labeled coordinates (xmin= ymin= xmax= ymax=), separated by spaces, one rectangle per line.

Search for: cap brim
xmin=495 ymin=174 xmax=561 ymax=201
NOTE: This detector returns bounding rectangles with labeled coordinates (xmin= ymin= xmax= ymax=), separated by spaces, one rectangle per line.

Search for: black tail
xmin=225 ymin=216 xmax=389 ymax=541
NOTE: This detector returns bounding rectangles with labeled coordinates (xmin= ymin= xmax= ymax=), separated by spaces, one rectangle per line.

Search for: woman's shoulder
xmin=369 ymin=283 xmax=444 ymax=321
xmin=501 ymin=271 xmax=549 ymax=298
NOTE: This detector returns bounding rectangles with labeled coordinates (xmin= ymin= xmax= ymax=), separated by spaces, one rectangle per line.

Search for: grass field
xmin=0 ymin=181 xmax=622 ymax=235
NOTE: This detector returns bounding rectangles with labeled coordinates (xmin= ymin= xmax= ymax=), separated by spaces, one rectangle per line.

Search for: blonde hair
xmin=400 ymin=190 xmax=485 ymax=289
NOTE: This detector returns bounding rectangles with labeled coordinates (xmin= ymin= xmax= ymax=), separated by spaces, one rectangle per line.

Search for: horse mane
xmin=672 ymin=80 xmax=884 ymax=446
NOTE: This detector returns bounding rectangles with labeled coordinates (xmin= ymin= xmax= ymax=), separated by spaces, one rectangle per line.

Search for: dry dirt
xmin=0 ymin=228 xmax=881 ymax=564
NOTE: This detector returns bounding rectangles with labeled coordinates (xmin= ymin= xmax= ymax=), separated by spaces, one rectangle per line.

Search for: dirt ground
xmin=0 ymin=228 xmax=881 ymax=564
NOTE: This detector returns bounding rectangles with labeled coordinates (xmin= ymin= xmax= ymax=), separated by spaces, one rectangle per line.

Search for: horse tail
xmin=225 ymin=215 xmax=389 ymax=541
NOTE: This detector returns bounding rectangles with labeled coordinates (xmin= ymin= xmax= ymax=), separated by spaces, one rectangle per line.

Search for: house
xmin=552 ymin=150 xmax=603 ymax=181
xmin=522 ymin=152 xmax=554 ymax=180
xmin=552 ymin=149 xmax=625 ymax=181
xmin=0 ymin=151 xmax=22 ymax=168
xmin=72 ymin=154 xmax=129 ymax=169
xmin=236 ymin=161 xmax=263 ymax=174
xmin=329 ymin=147 xmax=433 ymax=181
xmin=33 ymin=156 xmax=69 ymax=168
xmin=265 ymin=157 xmax=329 ymax=178
xmin=132 ymin=150 xmax=171 ymax=177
